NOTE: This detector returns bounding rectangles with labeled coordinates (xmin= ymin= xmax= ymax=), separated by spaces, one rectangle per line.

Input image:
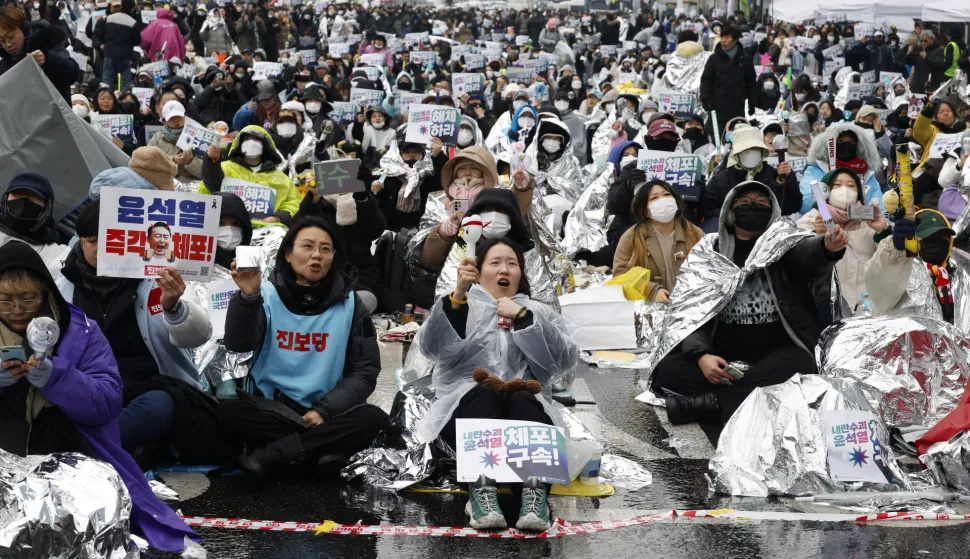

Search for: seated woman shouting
xmin=0 ymin=243 xmax=197 ymax=553
xmin=612 ymin=180 xmax=705 ymax=301
xmin=218 ymin=217 xmax=389 ymax=482
xmin=418 ymin=238 xmax=578 ymax=532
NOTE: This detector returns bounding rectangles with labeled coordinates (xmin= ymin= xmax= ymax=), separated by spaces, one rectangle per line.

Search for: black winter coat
xmin=704 ymin=164 xmax=802 ymax=219
xmin=0 ymin=20 xmax=78 ymax=101
xmin=374 ymin=152 xmax=448 ymax=232
xmin=907 ymin=42 xmax=945 ymax=94
xmin=699 ymin=44 xmax=758 ymax=125
xmin=679 ymin=235 xmax=842 ymax=362
xmin=193 ymin=84 xmax=246 ymax=125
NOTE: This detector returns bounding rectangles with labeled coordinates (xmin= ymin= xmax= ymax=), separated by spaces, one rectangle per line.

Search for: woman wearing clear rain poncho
xmin=417 ymin=237 xmax=578 ymax=533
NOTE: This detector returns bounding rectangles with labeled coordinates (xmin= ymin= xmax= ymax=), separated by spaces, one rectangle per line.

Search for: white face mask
xmin=738 ymin=149 xmax=762 ymax=169
xmin=763 ymin=81 xmax=776 ymax=91
xmin=620 ymin=155 xmax=638 ymax=169
xmin=554 ymin=100 xmax=569 ymax=112
xmin=235 ymin=71 xmax=246 ymax=80
xmin=457 ymin=128 xmax=474 ymax=146
xmin=240 ymin=139 xmax=264 ymax=157
xmin=480 ymin=211 xmax=511 ymax=239
xmin=513 ymin=99 xmax=527 ymax=111
xmin=572 ymin=79 xmax=582 ymax=89
xmin=827 ymin=35 xmax=835 ymax=42
xmin=795 ymin=92 xmax=806 ymax=102
xmin=486 ymin=70 xmax=494 ymax=78
xmin=603 ymin=102 xmax=614 ymax=113
xmin=648 ymin=197 xmax=678 ymax=223
xmin=518 ymin=117 xmax=534 ymax=129
xmin=541 ymin=139 xmax=561 ymax=153
xmin=372 ymin=120 xmax=385 ymax=129
xmin=277 ymin=122 xmax=297 ymax=137
xmin=217 ymin=225 xmax=243 ymax=250
xmin=305 ymin=101 xmax=322 ymax=114
xmin=72 ymin=104 xmax=89 ymax=118
xmin=828 ymin=186 xmax=858 ymax=209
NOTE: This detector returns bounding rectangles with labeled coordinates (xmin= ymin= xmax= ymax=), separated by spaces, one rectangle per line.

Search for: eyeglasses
xmin=0 ymin=31 xmax=19 ymax=48
xmin=0 ymin=299 xmax=42 ymax=315
xmin=733 ymin=197 xmax=772 ymax=209
xmin=298 ymin=243 xmax=336 ymax=259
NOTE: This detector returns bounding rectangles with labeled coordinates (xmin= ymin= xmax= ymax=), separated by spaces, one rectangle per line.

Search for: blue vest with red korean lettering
xmin=250 ymin=282 xmax=355 ymax=408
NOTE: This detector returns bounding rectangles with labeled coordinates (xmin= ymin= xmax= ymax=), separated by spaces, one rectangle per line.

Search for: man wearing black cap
xmin=0 ymin=173 xmax=69 ymax=280
xmin=867 ymin=210 xmax=962 ymax=323
xmin=194 ymin=65 xmax=246 ymax=125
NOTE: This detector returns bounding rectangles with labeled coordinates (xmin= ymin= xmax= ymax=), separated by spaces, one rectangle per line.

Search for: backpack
xmin=374 ymin=228 xmax=437 ymax=313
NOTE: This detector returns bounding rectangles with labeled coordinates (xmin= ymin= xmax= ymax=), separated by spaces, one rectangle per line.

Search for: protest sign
xmin=739 ymin=34 xmax=754 ymax=49
xmin=349 ymin=87 xmax=384 ymax=109
xmin=521 ymin=57 xmax=543 ymax=73
xmin=352 ymin=66 xmax=381 ymax=81
xmin=875 ymin=109 xmax=892 ymax=123
xmin=456 ymin=419 xmax=570 ymax=485
xmin=822 ymin=44 xmax=844 ymax=59
xmin=526 ymin=83 xmax=549 ymax=104
xmin=490 ymin=32 xmax=505 ymax=43
xmin=358 ymin=53 xmax=387 ymax=67
xmin=843 ymin=38 xmax=858 ymax=51
xmin=754 ymin=32 xmax=767 ymax=43
xmin=328 ymin=42 xmax=350 ymax=57
xmin=141 ymin=10 xmax=157 ymax=23
xmin=298 ymin=49 xmax=317 ymax=66
xmin=846 ymin=83 xmax=877 ymax=101
xmin=907 ymin=94 xmax=927 ymax=118
xmin=823 ymin=58 xmax=846 ymax=76
xmin=538 ymin=52 xmax=559 ymax=69
xmin=143 ymin=124 xmax=165 ymax=143
xmin=178 ymin=64 xmax=196 ymax=80
xmin=328 ymin=101 xmax=359 ymax=126
xmin=789 ymin=157 xmax=809 ymax=182
xmin=313 ymin=159 xmax=365 ymax=196
xmin=859 ymin=70 xmax=876 ymax=84
xmin=221 ymin=177 xmax=277 ymax=220
xmin=393 ymin=91 xmax=427 ymax=107
xmin=298 ymin=36 xmax=317 ymax=49
xmin=450 ymin=44 xmax=475 ymax=61
xmin=139 ymin=60 xmax=170 ymax=83
xmin=600 ymin=44 xmax=618 ymax=58
xmin=506 ymin=67 xmax=535 ymax=85
xmin=132 ymin=87 xmax=154 ymax=111
xmin=515 ymin=35 xmax=529 ymax=46
xmin=406 ymin=104 xmax=461 ymax=145
xmin=347 ymin=34 xmax=362 ymax=45
xmin=452 ymin=73 xmax=484 ymax=96
xmin=636 ymin=150 xmax=704 ymax=201
xmin=794 ymin=36 xmax=818 ymax=52
xmin=206 ymin=278 xmax=238 ymax=340
xmin=90 ymin=114 xmax=134 ymax=143
xmin=657 ymin=92 xmax=696 ymax=120
xmin=929 ymin=133 xmax=964 ymax=159
xmin=821 ymin=410 xmax=889 ymax=484
xmin=484 ymin=41 xmax=503 ymax=61
xmin=463 ymin=53 xmax=486 ymax=70
xmin=176 ymin=118 xmax=220 ymax=158
xmin=252 ymin=61 xmax=284 ymax=80
xmin=854 ymin=24 xmax=875 ymax=40
xmin=409 ymin=50 xmax=437 ymax=67
xmin=622 ymin=40 xmax=638 ymax=52
xmin=97 ymin=188 xmax=221 ymax=281
xmin=880 ymin=71 xmax=903 ymax=87
xmin=405 ymin=32 xmax=429 ymax=49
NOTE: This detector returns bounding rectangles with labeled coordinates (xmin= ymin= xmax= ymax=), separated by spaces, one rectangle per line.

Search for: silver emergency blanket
xmin=562 ymin=164 xmax=612 ymax=256
xmin=282 ymin=131 xmax=318 ymax=179
xmin=590 ymin=112 xmax=639 ymax=163
xmin=599 ymin=454 xmax=653 ymax=490
xmin=376 ymin=140 xmax=434 ymax=200
xmin=709 ymin=374 xmax=911 ymax=497
xmin=188 ymin=226 xmax=287 ymax=389
xmin=634 ymin=300 xmax=669 ymax=360
xmin=0 ymin=450 xmax=135 ymax=558
xmin=659 ymin=48 xmax=711 ymax=95
xmin=637 ymin=219 xmax=813 ymax=381
xmin=0 ymin=57 xmax=130 ymax=220
xmin=148 ymin=479 xmax=180 ymax=510
xmin=893 ymin=248 xmax=970 ymax=337
xmin=920 ymin=430 xmax=970 ymax=493
xmin=527 ymin=145 xmax=586 ymax=204
xmin=817 ymin=315 xmax=970 ymax=430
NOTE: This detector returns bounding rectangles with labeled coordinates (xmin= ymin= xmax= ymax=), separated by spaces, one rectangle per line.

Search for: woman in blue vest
xmin=217 ymin=217 xmax=388 ymax=482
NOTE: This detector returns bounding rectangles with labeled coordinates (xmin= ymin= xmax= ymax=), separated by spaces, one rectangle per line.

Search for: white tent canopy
xmin=923 ymin=2 xmax=970 ymax=23
xmin=773 ymin=0 xmax=918 ymax=32
xmin=771 ymin=0 xmax=821 ymax=25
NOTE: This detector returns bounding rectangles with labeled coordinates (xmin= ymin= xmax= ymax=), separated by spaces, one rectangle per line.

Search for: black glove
xmin=892 ymin=218 xmax=916 ymax=251
xmin=921 ymin=99 xmax=936 ymax=118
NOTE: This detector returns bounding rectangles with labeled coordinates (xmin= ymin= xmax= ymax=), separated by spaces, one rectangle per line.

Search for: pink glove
xmin=438 ymin=216 xmax=459 ymax=238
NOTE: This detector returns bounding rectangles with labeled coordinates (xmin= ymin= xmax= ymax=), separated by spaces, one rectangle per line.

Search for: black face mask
xmin=120 ymin=101 xmax=138 ymax=113
xmin=683 ymin=128 xmax=704 ymax=142
xmin=733 ymin=204 xmax=773 ymax=233
xmin=856 ymin=122 xmax=874 ymax=130
xmin=646 ymin=137 xmax=678 ymax=152
xmin=4 ymin=197 xmax=45 ymax=233
xmin=919 ymin=238 xmax=951 ymax=266
xmin=398 ymin=81 xmax=412 ymax=91
xmin=835 ymin=141 xmax=858 ymax=161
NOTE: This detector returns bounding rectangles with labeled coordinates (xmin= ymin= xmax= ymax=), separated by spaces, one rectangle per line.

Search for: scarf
xmin=69 ymin=243 xmax=126 ymax=298
xmin=723 ymin=45 xmax=739 ymax=59
xmin=927 ymin=263 xmax=955 ymax=324
xmin=836 ymin=157 xmax=868 ymax=176
xmin=395 ymin=159 xmax=434 ymax=213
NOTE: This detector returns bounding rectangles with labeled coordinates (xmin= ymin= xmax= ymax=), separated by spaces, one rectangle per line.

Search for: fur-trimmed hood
xmin=806 ymin=122 xmax=883 ymax=175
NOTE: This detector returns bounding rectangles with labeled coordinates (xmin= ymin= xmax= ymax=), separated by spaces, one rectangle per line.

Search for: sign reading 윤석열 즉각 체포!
xmin=97 ymin=188 xmax=222 ymax=281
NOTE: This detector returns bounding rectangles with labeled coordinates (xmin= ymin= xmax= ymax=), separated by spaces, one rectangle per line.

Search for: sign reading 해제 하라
xmin=405 ymin=104 xmax=461 ymax=146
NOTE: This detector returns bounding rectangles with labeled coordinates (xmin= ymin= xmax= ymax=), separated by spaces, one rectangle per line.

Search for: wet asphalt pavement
xmin=144 ymin=343 xmax=970 ymax=558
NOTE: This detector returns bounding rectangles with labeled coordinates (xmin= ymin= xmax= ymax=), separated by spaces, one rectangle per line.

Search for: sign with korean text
xmin=132 ymin=87 xmax=154 ymax=111
xmin=456 ymin=419 xmax=570 ymax=485
xmin=358 ymin=53 xmax=387 ymax=67
xmin=141 ymin=10 xmax=157 ymax=23
xmin=206 ymin=278 xmax=238 ymax=340
xmin=506 ymin=67 xmax=535 ymax=85
xmin=328 ymin=101 xmax=359 ymax=125
xmin=658 ymin=92 xmax=696 ymax=120
xmin=409 ymin=50 xmax=437 ymax=67
xmin=880 ymin=71 xmax=903 ymax=87
xmin=139 ymin=60 xmax=170 ymax=82
xmin=405 ymin=32 xmax=429 ymax=49
xmin=822 ymin=410 xmax=889 ymax=484
xmin=352 ymin=66 xmax=381 ymax=81
xmin=221 ymin=177 xmax=277 ymax=220
xmin=794 ymin=36 xmax=818 ymax=52
xmin=252 ymin=61 xmax=284 ymax=81
xmin=859 ymin=70 xmax=877 ymax=84
xmin=846 ymin=83 xmax=877 ymax=102
xmin=405 ymin=104 xmax=461 ymax=146
xmin=299 ymin=49 xmax=317 ymax=66
xmin=297 ymin=36 xmax=316 ymax=49
xmin=313 ymin=159 xmax=364 ymax=195
xmin=789 ymin=157 xmax=809 ymax=182
xmin=600 ymin=44 xmax=618 ymax=58
xmin=822 ymin=44 xmax=843 ymax=59
xmin=636 ymin=149 xmax=704 ymax=201
xmin=929 ymin=133 xmax=964 ymax=159
xmin=515 ymin=35 xmax=530 ymax=46
xmin=854 ymin=24 xmax=875 ymax=40
xmin=393 ymin=91 xmax=426 ymax=107
xmin=622 ymin=40 xmax=638 ymax=52
xmin=452 ymin=73 xmax=484 ymax=96
xmin=349 ymin=87 xmax=384 ymax=109
xmin=484 ymin=41 xmax=503 ymax=60
xmin=823 ymin=58 xmax=845 ymax=76
xmin=90 ymin=114 xmax=134 ymax=143
xmin=463 ymin=53 xmax=486 ymax=70
xmin=97 ymin=188 xmax=222 ymax=281
xmin=450 ymin=44 xmax=475 ymax=61
xmin=176 ymin=117 xmax=220 ymax=158
xmin=328 ymin=42 xmax=350 ymax=57
xmin=143 ymin=124 xmax=165 ymax=143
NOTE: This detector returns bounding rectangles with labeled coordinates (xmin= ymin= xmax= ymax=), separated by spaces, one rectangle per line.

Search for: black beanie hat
xmin=74 ymin=202 xmax=100 ymax=238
